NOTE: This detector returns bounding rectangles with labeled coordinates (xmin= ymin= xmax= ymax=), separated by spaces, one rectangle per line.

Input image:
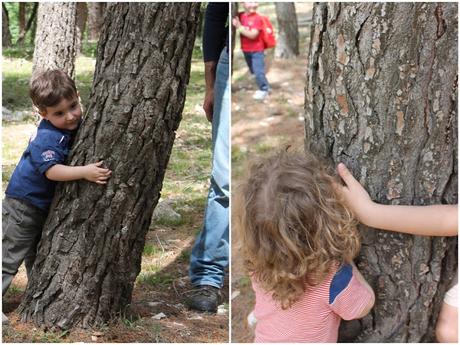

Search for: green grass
xmin=4 ymin=284 xmax=24 ymax=297
xmin=154 ymin=215 xmax=186 ymax=227
xmin=2 ymin=326 xmax=67 ymax=343
xmin=136 ymin=269 xmax=174 ymax=289
xmin=238 ymin=276 xmax=251 ymax=288
xmin=143 ymin=244 xmax=160 ymax=256
xmin=177 ymin=248 xmax=191 ymax=262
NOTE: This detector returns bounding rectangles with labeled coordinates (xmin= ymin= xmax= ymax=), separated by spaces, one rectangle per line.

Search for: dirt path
xmin=231 ymin=3 xmax=312 ymax=342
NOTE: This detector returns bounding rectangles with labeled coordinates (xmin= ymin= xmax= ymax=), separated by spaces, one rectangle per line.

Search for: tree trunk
xmin=305 ymin=3 xmax=457 ymax=342
xmin=30 ymin=4 xmax=38 ymax=46
xmin=196 ymin=3 xmax=205 ymax=38
xmin=274 ymin=2 xmax=300 ymax=59
xmin=76 ymin=2 xmax=88 ymax=55
xmin=2 ymin=4 xmax=12 ymax=47
xmin=18 ymin=2 xmax=26 ymax=41
xmin=87 ymin=2 xmax=105 ymax=42
xmin=16 ymin=3 xmax=38 ymax=46
xmin=231 ymin=2 xmax=239 ymax=75
xmin=18 ymin=2 xmax=200 ymax=330
xmin=33 ymin=3 xmax=77 ymax=78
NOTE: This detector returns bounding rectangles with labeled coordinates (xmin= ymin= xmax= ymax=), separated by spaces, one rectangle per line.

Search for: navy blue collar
xmin=39 ymin=119 xmax=79 ymax=136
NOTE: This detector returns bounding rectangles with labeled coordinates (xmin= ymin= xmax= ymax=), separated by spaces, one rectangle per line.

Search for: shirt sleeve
xmin=29 ymin=133 xmax=68 ymax=175
xmin=203 ymin=3 xmax=229 ymax=62
xmin=328 ymin=263 xmax=374 ymax=320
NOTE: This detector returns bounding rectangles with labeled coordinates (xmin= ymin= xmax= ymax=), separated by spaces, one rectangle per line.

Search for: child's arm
xmin=337 ymin=163 xmax=458 ymax=236
xmin=45 ymin=161 xmax=112 ymax=185
xmin=350 ymin=262 xmax=375 ymax=318
xmin=329 ymin=262 xmax=375 ymax=320
xmin=232 ymin=17 xmax=259 ymax=40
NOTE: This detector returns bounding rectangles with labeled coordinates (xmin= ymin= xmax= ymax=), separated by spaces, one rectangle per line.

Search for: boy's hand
xmin=337 ymin=163 xmax=374 ymax=223
xmin=232 ymin=17 xmax=241 ymax=28
xmin=83 ymin=161 xmax=112 ymax=184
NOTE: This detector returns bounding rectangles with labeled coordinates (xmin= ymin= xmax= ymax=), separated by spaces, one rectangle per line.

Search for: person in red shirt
xmin=232 ymin=2 xmax=271 ymax=100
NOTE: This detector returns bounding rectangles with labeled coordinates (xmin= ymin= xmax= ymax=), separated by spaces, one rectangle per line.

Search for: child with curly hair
xmin=234 ymin=151 xmax=375 ymax=342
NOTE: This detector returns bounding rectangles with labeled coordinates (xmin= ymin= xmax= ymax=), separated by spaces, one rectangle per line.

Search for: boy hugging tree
xmin=2 ymin=69 xmax=112 ymax=325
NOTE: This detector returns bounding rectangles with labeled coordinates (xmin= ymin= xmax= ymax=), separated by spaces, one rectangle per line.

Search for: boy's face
xmin=40 ymin=94 xmax=82 ymax=131
xmin=244 ymin=2 xmax=258 ymax=13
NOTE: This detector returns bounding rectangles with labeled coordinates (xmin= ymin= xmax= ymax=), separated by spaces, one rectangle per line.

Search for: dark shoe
xmin=186 ymin=285 xmax=222 ymax=313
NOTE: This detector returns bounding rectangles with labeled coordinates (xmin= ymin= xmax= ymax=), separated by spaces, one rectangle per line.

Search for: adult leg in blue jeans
xmin=188 ymin=49 xmax=229 ymax=312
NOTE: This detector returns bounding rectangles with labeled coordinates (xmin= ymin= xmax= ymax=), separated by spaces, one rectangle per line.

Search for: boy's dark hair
xmin=29 ymin=70 xmax=78 ymax=112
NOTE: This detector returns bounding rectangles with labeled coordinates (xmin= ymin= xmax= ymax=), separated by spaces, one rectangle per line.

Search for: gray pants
xmin=2 ymin=197 xmax=47 ymax=296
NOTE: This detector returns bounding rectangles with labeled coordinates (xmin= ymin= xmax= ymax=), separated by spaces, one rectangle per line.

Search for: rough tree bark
xmin=75 ymin=2 xmax=88 ymax=55
xmin=2 ymin=4 xmax=12 ymax=47
xmin=18 ymin=2 xmax=200 ymax=329
xmin=274 ymin=2 xmax=299 ymax=59
xmin=305 ymin=3 xmax=457 ymax=342
xmin=87 ymin=2 xmax=105 ymax=42
xmin=33 ymin=2 xmax=77 ymax=78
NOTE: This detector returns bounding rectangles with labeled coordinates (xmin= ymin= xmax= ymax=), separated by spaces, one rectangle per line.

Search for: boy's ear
xmin=38 ymin=109 xmax=47 ymax=119
xmin=33 ymin=105 xmax=47 ymax=118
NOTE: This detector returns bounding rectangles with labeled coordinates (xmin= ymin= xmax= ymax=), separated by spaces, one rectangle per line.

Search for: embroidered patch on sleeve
xmin=329 ymin=263 xmax=353 ymax=304
xmin=41 ymin=150 xmax=56 ymax=162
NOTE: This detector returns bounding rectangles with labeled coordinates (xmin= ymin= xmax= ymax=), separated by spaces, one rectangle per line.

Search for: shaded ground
xmin=231 ymin=3 xmax=312 ymax=342
xmin=2 ymin=45 xmax=228 ymax=342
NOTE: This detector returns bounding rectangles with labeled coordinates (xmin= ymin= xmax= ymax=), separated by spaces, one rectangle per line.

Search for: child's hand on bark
xmin=337 ymin=163 xmax=374 ymax=223
xmin=84 ymin=161 xmax=112 ymax=185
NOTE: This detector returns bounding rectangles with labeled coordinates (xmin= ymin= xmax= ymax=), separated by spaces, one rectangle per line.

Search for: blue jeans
xmin=243 ymin=51 xmax=270 ymax=91
xmin=189 ymin=49 xmax=229 ymax=288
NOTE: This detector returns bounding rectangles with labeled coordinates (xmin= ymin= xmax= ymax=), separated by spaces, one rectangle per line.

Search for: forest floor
xmin=231 ymin=3 xmax=312 ymax=342
xmin=2 ymin=44 xmax=228 ymax=342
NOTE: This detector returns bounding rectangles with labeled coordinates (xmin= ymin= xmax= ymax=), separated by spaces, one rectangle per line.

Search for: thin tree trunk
xmin=305 ymin=3 xmax=457 ymax=342
xmin=18 ymin=2 xmax=200 ymax=330
xmin=2 ymin=4 xmax=12 ymax=47
xmin=16 ymin=3 xmax=38 ymax=46
xmin=33 ymin=3 xmax=77 ymax=78
xmin=76 ymin=2 xmax=88 ymax=55
xmin=231 ymin=2 xmax=239 ymax=75
xmin=275 ymin=2 xmax=300 ymax=59
xmin=18 ymin=2 xmax=26 ymax=40
xmin=30 ymin=10 xmax=37 ymax=46
xmin=87 ymin=2 xmax=105 ymax=42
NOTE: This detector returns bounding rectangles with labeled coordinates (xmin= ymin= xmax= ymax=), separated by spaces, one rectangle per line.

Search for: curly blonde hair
xmin=234 ymin=150 xmax=360 ymax=309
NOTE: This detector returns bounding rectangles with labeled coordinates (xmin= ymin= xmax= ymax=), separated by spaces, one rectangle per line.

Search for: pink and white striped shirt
xmin=251 ymin=263 xmax=373 ymax=343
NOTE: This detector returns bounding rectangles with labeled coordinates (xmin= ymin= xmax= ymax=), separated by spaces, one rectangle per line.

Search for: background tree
xmin=33 ymin=2 xmax=77 ymax=77
xmin=75 ymin=2 xmax=88 ymax=55
xmin=305 ymin=3 xmax=457 ymax=342
xmin=2 ymin=4 xmax=12 ymax=47
xmin=18 ymin=2 xmax=201 ymax=329
xmin=231 ymin=2 xmax=239 ymax=75
xmin=87 ymin=2 xmax=105 ymax=42
xmin=18 ymin=2 xmax=25 ymax=41
xmin=16 ymin=2 xmax=38 ymax=46
xmin=274 ymin=2 xmax=299 ymax=59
